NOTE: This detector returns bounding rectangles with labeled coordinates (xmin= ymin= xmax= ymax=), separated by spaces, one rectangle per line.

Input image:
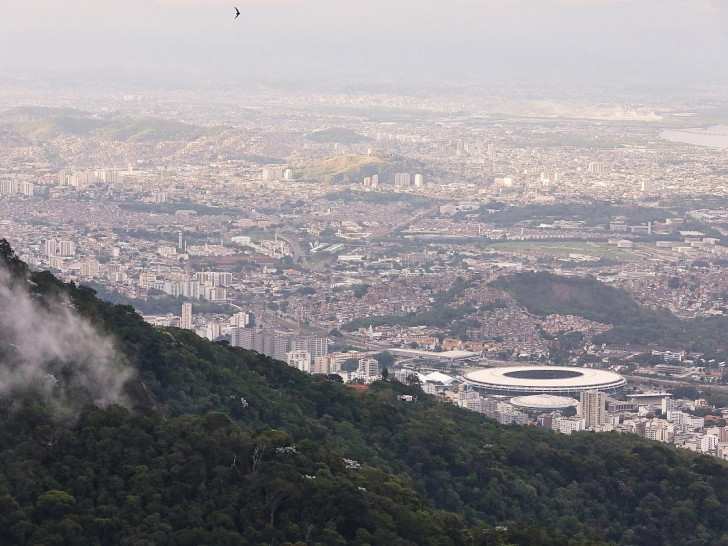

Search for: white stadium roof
xmin=510 ymin=394 xmax=580 ymax=410
xmin=463 ymin=366 xmax=626 ymax=396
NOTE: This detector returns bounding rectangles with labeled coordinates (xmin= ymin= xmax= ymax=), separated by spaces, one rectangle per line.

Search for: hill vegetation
xmin=493 ymin=271 xmax=728 ymax=356
xmin=307 ymin=127 xmax=371 ymax=145
xmin=297 ymin=152 xmax=424 ymax=185
xmin=3 ymin=114 xmax=219 ymax=142
xmin=297 ymin=154 xmax=384 ymax=184
xmin=2 ymin=243 xmax=728 ymax=544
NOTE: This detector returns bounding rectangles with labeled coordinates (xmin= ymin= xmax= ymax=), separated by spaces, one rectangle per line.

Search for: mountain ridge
xmin=1 ymin=241 xmax=728 ymax=544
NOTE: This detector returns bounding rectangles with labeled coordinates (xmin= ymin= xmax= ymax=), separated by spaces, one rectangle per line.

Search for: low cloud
xmin=0 ymin=266 xmax=133 ymax=417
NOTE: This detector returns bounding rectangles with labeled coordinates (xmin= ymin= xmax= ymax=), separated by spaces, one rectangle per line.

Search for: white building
xmin=286 ymin=350 xmax=312 ymax=373
xmin=555 ymin=417 xmax=586 ymax=435
xmin=180 ymin=302 xmax=193 ymax=330
xmin=358 ymin=357 xmax=379 ymax=378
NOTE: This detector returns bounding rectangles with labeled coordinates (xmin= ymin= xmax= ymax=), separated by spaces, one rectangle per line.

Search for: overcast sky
xmin=2 ymin=0 xmax=728 ymax=88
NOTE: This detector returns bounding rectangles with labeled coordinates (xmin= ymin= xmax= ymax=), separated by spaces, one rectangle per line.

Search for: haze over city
xmin=4 ymin=0 xmax=728 ymax=543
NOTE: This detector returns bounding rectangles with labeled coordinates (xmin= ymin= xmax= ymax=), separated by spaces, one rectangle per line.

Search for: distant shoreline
xmin=660 ymin=125 xmax=728 ymax=149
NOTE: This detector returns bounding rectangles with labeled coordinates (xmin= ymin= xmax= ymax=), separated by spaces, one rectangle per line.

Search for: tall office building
xmin=180 ymin=303 xmax=193 ymax=330
xmin=580 ymin=391 xmax=607 ymax=429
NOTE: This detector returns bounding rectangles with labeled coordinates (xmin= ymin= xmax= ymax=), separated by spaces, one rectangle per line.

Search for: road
xmin=625 ymin=374 xmax=728 ymax=393
xmin=371 ymin=205 xmax=440 ymax=239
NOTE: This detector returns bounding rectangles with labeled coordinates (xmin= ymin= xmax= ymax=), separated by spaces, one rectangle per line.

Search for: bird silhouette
xmin=235 ymin=7 xmax=241 ymax=19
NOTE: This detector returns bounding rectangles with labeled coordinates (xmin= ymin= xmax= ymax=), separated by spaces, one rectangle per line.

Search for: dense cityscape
xmin=3 ymin=80 xmax=728 ymax=461
xmin=4 ymin=0 xmax=728 ymax=542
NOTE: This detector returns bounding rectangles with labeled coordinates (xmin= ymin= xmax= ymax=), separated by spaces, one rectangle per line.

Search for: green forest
xmin=2 ymin=242 xmax=728 ymax=544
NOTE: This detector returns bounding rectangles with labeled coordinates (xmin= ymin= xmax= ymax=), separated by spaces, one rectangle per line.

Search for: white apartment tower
xmin=180 ymin=302 xmax=193 ymax=330
xmin=580 ymin=391 xmax=607 ymax=429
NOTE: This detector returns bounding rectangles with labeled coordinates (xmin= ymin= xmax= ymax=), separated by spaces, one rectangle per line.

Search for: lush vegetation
xmin=494 ymin=271 xmax=728 ymax=356
xmin=3 ymin=244 xmax=728 ymax=544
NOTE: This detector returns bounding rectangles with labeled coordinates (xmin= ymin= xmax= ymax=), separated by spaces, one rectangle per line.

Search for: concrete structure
xmin=180 ymin=302 xmax=193 ymax=330
xmin=390 ymin=348 xmax=479 ymax=364
xmin=464 ymin=366 xmax=625 ymax=396
xmin=510 ymin=394 xmax=580 ymax=411
xmin=580 ymin=390 xmax=607 ymax=429
xmin=286 ymin=350 xmax=312 ymax=373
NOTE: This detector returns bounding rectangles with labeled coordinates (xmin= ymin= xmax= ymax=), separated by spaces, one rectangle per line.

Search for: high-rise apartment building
xmin=358 ymin=358 xmax=379 ymax=378
xmin=44 ymin=239 xmax=57 ymax=258
xmin=394 ymin=173 xmax=411 ymax=187
xmin=180 ymin=303 xmax=193 ymax=330
xmin=286 ymin=350 xmax=312 ymax=373
xmin=580 ymin=391 xmax=607 ymax=429
xmin=58 ymin=240 xmax=75 ymax=257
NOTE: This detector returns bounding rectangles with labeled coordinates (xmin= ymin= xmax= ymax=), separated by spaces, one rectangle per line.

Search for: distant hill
xmin=3 ymin=242 xmax=728 ymax=544
xmin=492 ymin=271 xmax=641 ymax=324
xmin=298 ymin=153 xmax=383 ymax=183
xmin=493 ymin=271 xmax=728 ymax=355
xmin=3 ymin=113 xmax=219 ymax=143
xmin=298 ymin=152 xmax=424 ymax=184
xmin=8 ymin=116 xmax=105 ymax=140
xmin=0 ymin=106 xmax=90 ymax=122
xmin=307 ymin=127 xmax=371 ymax=145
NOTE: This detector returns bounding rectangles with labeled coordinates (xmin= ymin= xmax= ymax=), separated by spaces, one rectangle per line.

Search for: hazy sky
xmin=2 ymin=0 xmax=728 ymax=88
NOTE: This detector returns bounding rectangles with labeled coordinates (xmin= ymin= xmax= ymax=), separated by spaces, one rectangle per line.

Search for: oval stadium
xmin=463 ymin=366 xmax=626 ymax=397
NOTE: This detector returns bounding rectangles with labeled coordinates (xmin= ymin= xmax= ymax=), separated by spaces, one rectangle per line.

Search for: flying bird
xmin=235 ymin=7 xmax=241 ymax=19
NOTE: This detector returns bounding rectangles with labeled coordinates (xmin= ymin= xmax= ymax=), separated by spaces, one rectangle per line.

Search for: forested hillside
xmin=2 ymin=242 xmax=728 ymax=545
xmin=493 ymin=271 xmax=728 ymax=357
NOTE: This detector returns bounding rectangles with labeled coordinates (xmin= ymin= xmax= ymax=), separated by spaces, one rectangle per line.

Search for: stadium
xmin=509 ymin=394 xmax=580 ymax=411
xmin=463 ymin=366 xmax=626 ymax=397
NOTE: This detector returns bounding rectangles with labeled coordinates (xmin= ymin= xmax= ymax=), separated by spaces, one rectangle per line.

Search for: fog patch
xmin=0 ymin=266 xmax=133 ymax=417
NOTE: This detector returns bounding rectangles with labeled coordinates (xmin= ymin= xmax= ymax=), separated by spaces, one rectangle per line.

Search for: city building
xmin=180 ymin=303 xmax=193 ymax=330
xmin=580 ymin=391 xmax=607 ymax=429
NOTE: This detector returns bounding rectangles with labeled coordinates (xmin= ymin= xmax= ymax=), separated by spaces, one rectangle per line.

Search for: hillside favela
xmin=4 ymin=1 xmax=728 ymax=545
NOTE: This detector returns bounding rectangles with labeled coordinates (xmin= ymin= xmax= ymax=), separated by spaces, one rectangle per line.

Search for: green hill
xmin=2 ymin=242 xmax=728 ymax=544
xmin=493 ymin=271 xmax=728 ymax=355
xmin=298 ymin=152 xmax=424 ymax=185
xmin=298 ymin=154 xmax=384 ymax=183
xmin=307 ymin=127 xmax=371 ymax=145
xmin=5 ymin=115 xmax=218 ymax=143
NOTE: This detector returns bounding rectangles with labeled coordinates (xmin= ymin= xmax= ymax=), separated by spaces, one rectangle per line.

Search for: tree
xmin=381 ymin=367 xmax=389 ymax=380
xmin=0 ymin=239 xmax=27 ymax=276
xmin=373 ymin=351 xmax=394 ymax=368
xmin=341 ymin=358 xmax=359 ymax=372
